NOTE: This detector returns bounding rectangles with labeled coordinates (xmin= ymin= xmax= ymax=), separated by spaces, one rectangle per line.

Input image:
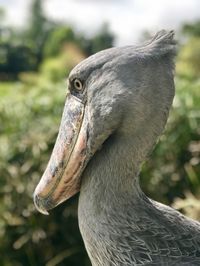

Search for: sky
xmin=0 ymin=0 xmax=200 ymax=45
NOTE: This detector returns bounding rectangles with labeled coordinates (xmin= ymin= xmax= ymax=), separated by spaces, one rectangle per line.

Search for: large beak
xmin=33 ymin=94 xmax=88 ymax=215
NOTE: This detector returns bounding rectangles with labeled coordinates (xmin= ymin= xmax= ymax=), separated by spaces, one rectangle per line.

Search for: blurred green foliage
xmin=43 ymin=27 xmax=76 ymax=58
xmin=0 ymin=0 xmax=200 ymax=265
xmin=40 ymin=44 xmax=85 ymax=82
xmin=176 ymin=37 xmax=200 ymax=79
xmin=0 ymin=1 xmax=114 ymax=80
xmin=79 ymin=23 xmax=115 ymax=56
xmin=141 ymin=77 xmax=200 ymax=208
xmin=182 ymin=19 xmax=200 ymax=37
xmin=0 ymin=79 xmax=91 ymax=266
xmin=25 ymin=0 xmax=52 ymax=64
xmin=0 ymin=57 xmax=199 ymax=265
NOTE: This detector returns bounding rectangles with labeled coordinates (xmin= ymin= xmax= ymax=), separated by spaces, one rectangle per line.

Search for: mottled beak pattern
xmin=34 ymin=95 xmax=88 ymax=214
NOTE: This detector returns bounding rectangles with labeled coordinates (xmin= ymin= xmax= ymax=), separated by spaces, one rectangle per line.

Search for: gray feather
xmin=68 ymin=30 xmax=200 ymax=266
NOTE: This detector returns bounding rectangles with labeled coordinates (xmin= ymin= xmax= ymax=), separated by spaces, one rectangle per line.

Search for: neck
xmin=78 ymin=114 xmax=163 ymax=211
xmin=78 ymin=87 xmax=169 ymax=214
xmin=78 ymin=132 xmax=155 ymax=265
xmin=79 ymin=133 xmax=143 ymax=212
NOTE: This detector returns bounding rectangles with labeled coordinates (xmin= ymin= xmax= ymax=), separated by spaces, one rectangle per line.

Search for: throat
xmin=78 ymin=135 xmax=148 ymax=264
xmin=78 ymin=119 xmax=160 ymax=216
xmin=79 ymin=134 xmax=143 ymax=215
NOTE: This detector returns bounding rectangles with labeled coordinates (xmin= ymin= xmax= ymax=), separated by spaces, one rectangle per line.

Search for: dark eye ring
xmin=73 ymin=78 xmax=83 ymax=91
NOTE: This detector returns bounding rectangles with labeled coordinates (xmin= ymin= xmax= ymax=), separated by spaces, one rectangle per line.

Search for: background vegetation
xmin=0 ymin=0 xmax=199 ymax=265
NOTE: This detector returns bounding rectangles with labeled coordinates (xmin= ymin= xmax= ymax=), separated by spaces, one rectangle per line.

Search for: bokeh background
xmin=0 ymin=0 xmax=200 ymax=265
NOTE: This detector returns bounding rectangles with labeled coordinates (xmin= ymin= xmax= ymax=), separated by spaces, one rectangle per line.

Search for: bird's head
xmin=34 ymin=30 xmax=176 ymax=214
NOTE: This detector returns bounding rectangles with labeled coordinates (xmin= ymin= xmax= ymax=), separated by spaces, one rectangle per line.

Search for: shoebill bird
xmin=34 ymin=30 xmax=200 ymax=265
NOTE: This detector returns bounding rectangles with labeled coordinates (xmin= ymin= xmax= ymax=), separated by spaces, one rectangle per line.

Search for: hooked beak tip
xmin=33 ymin=193 xmax=49 ymax=216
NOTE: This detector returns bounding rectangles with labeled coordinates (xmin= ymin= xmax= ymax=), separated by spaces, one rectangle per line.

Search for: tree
xmin=79 ymin=23 xmax=115 ymax=56
xmin=182 ymin=20 xmax=200 ymax=37
xmin=0 ymin=7 xmax=5 ymax=28
xmin=44 ymin=26 xmax=75 ymax=57
xmin=91 ymin=23 xmax=114 ymax=53
xmin=178 ymin=21 xmax=200 ymax=78
xmin=26 ymin=0 xmax=54 ymax=65
xmin=0 ymin=7 xmax=37 ymax=79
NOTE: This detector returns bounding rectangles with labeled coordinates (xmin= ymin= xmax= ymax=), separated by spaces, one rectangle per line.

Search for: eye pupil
xmin=74 ymin=79 xmax=83 ymax=91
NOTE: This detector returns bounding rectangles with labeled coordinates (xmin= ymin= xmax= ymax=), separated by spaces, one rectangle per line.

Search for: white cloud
xmin=1 ymin=0 xmax=200 ymax=45
xmin=1 ymin=0 xmax=31 ymax=28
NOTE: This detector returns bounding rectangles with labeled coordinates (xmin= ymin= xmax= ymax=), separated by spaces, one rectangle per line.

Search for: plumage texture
xmin=69 ymin=30 xmax=200 ymax=265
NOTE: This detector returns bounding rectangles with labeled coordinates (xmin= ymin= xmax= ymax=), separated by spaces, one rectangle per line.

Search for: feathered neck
xmin=78 ymin=132 xmax=155 ymax=265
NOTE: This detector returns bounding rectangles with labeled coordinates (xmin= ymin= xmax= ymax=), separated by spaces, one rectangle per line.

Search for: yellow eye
xmin=73 ymin=78 xmax=83 ymax=91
